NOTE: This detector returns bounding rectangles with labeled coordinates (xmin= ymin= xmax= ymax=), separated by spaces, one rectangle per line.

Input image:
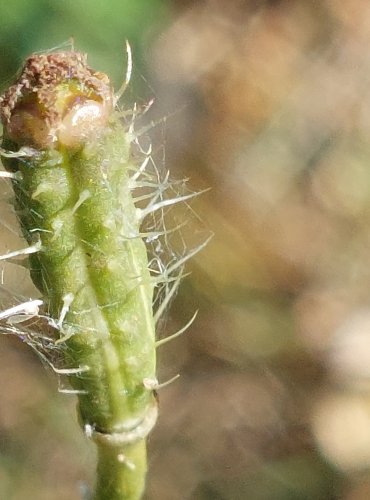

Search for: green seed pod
xmin=0 ymin=51 xmax=158 ymax=500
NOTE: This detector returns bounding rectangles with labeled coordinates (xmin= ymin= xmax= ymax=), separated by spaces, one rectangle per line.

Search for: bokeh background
xmin=1 ymin=0 xmax=370 ymax=498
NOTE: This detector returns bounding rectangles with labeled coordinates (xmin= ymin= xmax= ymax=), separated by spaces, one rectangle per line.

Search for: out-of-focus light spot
xmin=313 ymin=392 xmax=370 ymax=470
xmin=329 ymin=310 xmax=370 ymax=387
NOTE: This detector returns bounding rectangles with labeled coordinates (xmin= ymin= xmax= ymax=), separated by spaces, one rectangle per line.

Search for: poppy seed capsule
xmin=0 ymin=51 xmax=158 ymax=499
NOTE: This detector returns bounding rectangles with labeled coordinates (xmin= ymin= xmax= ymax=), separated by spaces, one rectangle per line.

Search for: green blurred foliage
xmin=0 ymin=0 xmax=169 ymax=94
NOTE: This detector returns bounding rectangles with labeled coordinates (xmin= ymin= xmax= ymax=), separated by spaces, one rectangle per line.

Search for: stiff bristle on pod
xmin=0 ymin=50 xmax=203 ymax=500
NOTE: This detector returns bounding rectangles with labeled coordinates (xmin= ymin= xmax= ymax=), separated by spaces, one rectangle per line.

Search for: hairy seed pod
xmin=0 ymin=51 xmax=157 ymax=500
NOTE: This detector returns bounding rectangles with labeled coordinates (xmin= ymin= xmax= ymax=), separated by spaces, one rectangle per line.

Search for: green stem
xmin=95 ymin=441 xmax=147 ymax=500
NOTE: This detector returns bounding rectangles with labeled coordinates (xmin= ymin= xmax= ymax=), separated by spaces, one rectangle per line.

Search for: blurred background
xmin=2 ymin=0 xmax=370 ymax=498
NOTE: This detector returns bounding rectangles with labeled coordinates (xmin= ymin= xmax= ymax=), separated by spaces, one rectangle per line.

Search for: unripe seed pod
xmin=0 ymin=51 xmax=157 ymax=500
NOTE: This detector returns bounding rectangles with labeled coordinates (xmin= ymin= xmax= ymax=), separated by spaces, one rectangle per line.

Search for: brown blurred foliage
xmin=147 ymin=1 xmax=370 ymax=498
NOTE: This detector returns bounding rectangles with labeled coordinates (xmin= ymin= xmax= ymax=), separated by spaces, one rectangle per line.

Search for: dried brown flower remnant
xmin=0 ymin=52 xmax=113 ymax=147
